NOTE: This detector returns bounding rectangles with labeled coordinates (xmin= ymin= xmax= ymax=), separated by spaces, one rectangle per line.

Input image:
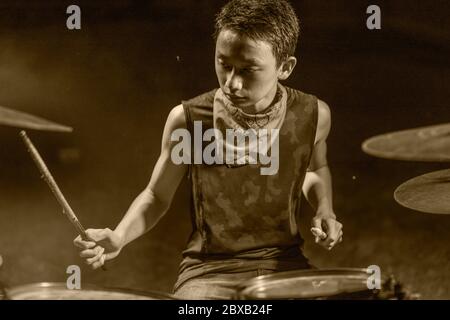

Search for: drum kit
xmin=362 ymin=123 xmax=450 ymax=214
xmin=235 ymin=268 xmax=411 ymax=300
xmin=1 ymin=105 xmax=438 ymax=300
xmin=2 ymin=283 xmax=174 ymax=300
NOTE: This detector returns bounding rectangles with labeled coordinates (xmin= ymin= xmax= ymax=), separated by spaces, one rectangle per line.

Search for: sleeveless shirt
xmin=174 ymin=85 xmax=318 ymax=290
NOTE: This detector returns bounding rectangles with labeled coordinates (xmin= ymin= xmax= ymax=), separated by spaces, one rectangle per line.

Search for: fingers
xmin=85 ymin=228 xmax=111 ymax=243
xmin=91 ymin=254 xmax=106 ymax=270
xmin=73 ymin=228 xmax=114 ymax=270
xmin=311 ymin=218 xmax=325 ymax=243
xmin=73 ymin=228 xmax=109 ymax=249
xmin=324 ymin=219 xmax=342 ymax=241
xmin=328 ymin=229 xmax=343 ymax=249
xmin=80 ymin=245 xmax=106 ymax=270
xmin=313 ymin=217 xmax=343 ymax=250
xmin=311 ymin=227 xmax=327 ymax=243
xmin=86 ymin=247 xmax=105 ymax=265
xmin=79 ymin=245 xmax=103 ymax=259
xmin=326 ymin=227 xmax=343 ymax=250
xmin=73 ymin=235 xmax=96 ymax=250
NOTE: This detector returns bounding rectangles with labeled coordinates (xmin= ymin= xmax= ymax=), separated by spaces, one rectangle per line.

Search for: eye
xmin=218 ymin=60 xmax=231 ymax=70
xmin=240 ymin=67 xmax=258 ymax=75
xmin=241 ymin=68 xmax=254 ymax=74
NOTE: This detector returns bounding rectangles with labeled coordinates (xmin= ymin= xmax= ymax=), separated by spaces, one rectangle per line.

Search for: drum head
xmin=236 ymin=268 xmax=385 ymax=300
xmin=5 ymin=282 xmax=175 ymax=300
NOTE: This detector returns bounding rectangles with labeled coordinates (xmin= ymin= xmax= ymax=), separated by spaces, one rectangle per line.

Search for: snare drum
xmin=235 ymin=268 xmax=408 ymax=300
xmin=4 ymin=282 xmax=175 ymax=300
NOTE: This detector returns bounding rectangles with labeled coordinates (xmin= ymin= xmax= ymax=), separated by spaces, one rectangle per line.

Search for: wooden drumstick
xmin=20 ymin=131 xmax=107 ymax=270
xmin=20 ymin=131 xmax=87 ymax=238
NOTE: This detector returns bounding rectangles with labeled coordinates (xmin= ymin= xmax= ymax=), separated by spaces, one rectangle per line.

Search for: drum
xmin=4 ymin=282 xmax=175 ymax=300
xmin=235 ymin=268 xmax=410 ymax=300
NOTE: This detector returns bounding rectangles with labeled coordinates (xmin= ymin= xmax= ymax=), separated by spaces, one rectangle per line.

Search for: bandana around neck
xmin=212 ymin=83 xmax=287 ymax=167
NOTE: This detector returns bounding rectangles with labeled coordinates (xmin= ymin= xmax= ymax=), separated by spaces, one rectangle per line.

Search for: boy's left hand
xmin=311 ymin=213 xmax=343 ymax=250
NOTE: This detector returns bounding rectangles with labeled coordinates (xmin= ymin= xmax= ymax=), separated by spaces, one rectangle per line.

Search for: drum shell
xmin=235 ymin=268 xmax=400 ymax=300
xmin=4 ymin=282 xmax=175 ymax=300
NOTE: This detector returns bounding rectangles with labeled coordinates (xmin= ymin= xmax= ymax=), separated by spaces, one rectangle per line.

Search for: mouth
xmin=225 ymin=93 xmax=246 ymax=103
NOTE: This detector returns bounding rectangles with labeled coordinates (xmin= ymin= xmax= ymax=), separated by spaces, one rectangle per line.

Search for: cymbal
xmin=394 ymin=169 xmax=450 ymax=214
xmin=0 ymin=105 xmax=73 ymax=132
xmin=362 ymin=123 xmax=450 ymax=162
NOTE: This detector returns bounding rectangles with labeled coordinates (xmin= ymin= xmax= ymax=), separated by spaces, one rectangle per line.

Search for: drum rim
xmin=5 ymin=282 xmax=175 ymax=300
xmin=236 ymin=268 xmax=386 ymax=299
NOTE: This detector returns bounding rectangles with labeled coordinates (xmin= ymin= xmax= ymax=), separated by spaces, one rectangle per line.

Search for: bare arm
xmin=302 ymin=100 xmax=333 ymax=215
xmin=302 ymin=100 xmax=343 ymax=250
xmin=74 ymin=104 xmax=188 ymax=268
xmin=115 ymin=104 xmax=188 ymax=247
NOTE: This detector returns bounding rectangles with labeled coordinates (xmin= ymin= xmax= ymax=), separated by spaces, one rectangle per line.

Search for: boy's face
xmin=215 ymin=29 xmax=282 ymax=109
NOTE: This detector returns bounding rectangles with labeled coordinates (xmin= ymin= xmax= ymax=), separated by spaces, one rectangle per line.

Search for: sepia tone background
xmin=0 ymin=0 xmax=449 ymax=299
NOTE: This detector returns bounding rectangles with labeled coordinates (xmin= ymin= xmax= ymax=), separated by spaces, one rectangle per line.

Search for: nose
xmin=225 ymin=69 xmax=243 ymax=93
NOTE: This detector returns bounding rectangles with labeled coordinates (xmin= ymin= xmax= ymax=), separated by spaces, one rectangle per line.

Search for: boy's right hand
xmin=73 ymin=228 xmax=123 ymax=270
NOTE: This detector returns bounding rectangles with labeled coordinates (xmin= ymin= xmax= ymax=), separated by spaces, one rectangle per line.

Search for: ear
xmin=278 ymin=56 xmax=297 ymax=80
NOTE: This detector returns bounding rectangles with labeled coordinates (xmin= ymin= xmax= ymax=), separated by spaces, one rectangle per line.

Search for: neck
xmin=240 ymin=83 xmax=279 ymax=114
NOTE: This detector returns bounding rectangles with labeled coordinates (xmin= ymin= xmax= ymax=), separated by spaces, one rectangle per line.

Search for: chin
xmin=232 ymin=100 xmax=254 ymax=109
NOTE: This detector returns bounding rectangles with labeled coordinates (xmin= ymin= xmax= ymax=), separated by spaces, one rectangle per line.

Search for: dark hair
xmin=214 ymin=0 xmax=300 ymax=66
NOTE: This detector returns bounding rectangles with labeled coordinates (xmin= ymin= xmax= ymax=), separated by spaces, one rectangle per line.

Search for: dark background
xmin=0 ymin=1 xmax=449 ymax=299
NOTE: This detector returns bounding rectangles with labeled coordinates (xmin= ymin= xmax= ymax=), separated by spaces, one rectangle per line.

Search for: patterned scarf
xmin=213 ymin=83 xmax=287 ymax=166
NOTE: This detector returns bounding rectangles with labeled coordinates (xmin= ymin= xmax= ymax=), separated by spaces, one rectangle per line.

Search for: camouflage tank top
xmin=174 ymin=85 xmax=318 ymax=289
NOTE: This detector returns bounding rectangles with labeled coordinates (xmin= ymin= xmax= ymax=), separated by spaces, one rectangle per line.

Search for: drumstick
xmin=20 ymin=131 xmax=87 ymax=238
xmin=311 ymin=227 xmax=327 ymax=241
xmin=20 ymin=131 xmax=107 ymax=270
